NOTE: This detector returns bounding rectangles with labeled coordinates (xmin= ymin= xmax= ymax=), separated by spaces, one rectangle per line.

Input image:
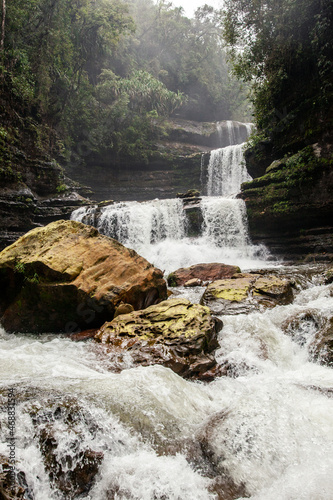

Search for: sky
xmin=174 ymin=0 xmax=222 ymax=17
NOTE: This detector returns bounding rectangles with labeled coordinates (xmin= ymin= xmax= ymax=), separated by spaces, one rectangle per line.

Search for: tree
xmin=222 ymin=0 xmax=333 ymax=145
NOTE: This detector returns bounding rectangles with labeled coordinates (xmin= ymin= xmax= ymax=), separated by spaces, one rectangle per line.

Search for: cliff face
xmin=66 ymin=119 xmax=251 ymax=202
xmin=239 ymin=141 xmax=333 ymax=261
xmin=0 ymin=124 xmax=90 ymax=250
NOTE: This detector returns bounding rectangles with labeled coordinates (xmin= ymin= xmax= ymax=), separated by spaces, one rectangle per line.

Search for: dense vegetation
xmin=0 ymin=0 xmax=248 ymax=168
xmin=222 ymin=0 xmax=333 ymax=160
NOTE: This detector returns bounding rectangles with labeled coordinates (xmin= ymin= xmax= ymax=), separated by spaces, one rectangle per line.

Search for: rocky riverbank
xmin=239 ymin=142 xmax=333 ymax=262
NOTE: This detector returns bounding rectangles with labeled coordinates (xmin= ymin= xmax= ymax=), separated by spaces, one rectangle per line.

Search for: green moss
xmin=56 ymin=183 xmax=68 ymax=193
xmin=167 ymin=272 xmax=178 ymax=287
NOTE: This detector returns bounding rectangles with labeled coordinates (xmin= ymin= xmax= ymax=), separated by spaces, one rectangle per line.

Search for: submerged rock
xmin=0 ymin=220 xmax=167 ymax=333
xmin=168 ymin=263 xmax=241 ymax=287
xmin=282 ymin=309 xmax=333 ymax=366
xmin=30 ymin=398 xmax=104 ymax=499
xmin=0 ymin=454 xmax=32 ymax=500
xmin=94 ymin=298 xmax=223 ymax=380
xmin=324 ymin=267 xmax=333 ymax=284
xmin=312 ymin=316 xmax=333 ymax=366
xmin=201 ymin=273 xmax=294 ymax=315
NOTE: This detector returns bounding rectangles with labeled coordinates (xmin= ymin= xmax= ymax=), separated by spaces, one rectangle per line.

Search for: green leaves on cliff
xmin=1 ymin=0 xmax=134 ymax=152
xmin=1 ymin=0 xmax=251 ymax=165
xmin=222 ymin=0 xmax=333 ymax=146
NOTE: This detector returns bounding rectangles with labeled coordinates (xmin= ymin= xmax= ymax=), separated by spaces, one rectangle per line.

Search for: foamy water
xmin=0 ymin=278 xmax=332 ymax=499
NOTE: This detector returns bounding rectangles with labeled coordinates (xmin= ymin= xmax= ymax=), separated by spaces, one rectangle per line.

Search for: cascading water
xmin=1 ymin=269 xmax=333 ymax=499
xmin=2 ymin=120 xmax=332 ymax=499
xmin=71 ymin=197 xmax=268 ymax=273
xmin=71 ymin=120 xmax=264 ymax=272
xmin=206 ymin=144 xmax=251 ymax=197
xmin=216 ymin=120 xmax=254 ymax=146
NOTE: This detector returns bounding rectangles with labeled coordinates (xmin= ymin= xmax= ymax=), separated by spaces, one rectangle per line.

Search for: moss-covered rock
xmin=0 ymin=220 xmax=167 ymax=333
xmin=94 ymin=298 xmax=223 ymax=380
xmin=240 ymin=144 xmax=333 ymax=260
xmin=200 ymin=273 xmax=294 ymax=315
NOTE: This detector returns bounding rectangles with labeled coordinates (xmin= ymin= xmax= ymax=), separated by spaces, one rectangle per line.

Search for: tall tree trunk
xmin=1 ymin=0 xmax=5 ymax=52
xmin=1 ymin=0 xmax=5 ymax=77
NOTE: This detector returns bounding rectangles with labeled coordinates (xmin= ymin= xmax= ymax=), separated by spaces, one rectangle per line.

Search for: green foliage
xmin=120 ymin=0 xmax=250 ymax=121
xmin=14 ymin=261 xmax=40 ymax=284
xmin=56 ymin=184 xmax=68 ymax=194
xmin=14 ymin=261 xmax=26 ymax=275
xmin=1 ymin=0 xmax=253 ymax=169
xmin=167 ymin=272 xmax=177 ymax=287
xmin=223 ymin=0 xmax=333 ymax=149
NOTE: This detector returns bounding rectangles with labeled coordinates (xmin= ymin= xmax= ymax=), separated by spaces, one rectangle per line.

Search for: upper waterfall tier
xmin=206 ymin=144 xmax=252 ymax=197
xmin=216 ymin=120 xmax=254 ymax=147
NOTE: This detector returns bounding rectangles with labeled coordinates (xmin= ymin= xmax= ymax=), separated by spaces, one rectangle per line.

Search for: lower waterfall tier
xmin=71 ymin=197 xmax=271 ymax=273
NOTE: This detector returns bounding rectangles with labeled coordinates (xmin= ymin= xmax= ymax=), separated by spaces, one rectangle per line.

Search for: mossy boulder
xmin=200 ymin=273 xmax=294 ymax=315
xmin=94 ymin=298 xmax=223 ymax=380
xmin=0 ymin=220 xmax=167 ymax=333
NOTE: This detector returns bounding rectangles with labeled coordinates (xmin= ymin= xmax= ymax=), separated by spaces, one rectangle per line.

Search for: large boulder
xmin=0 ymin=220 xmax=167 ymax=333
xmin=201 ymin=273 xmax=294 ymax=315
xmin=94 ymin=298 xmax=223 ymax=380
xmin=167 ymin=263 xmax=241 ymax=287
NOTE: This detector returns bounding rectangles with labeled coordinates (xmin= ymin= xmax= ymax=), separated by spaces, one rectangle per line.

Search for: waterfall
xmin=73 ymin=198 xmax=186 ymax=250
xmin=72 ymin=196 xmax=268 ymax=273
xmin=71 ymin=119 xmax=260 ymax=271
xmin=216 ymin=120 xmax=254 ymax=147
xmin=1 ymin=275 xmax=333 ymax=499
xmin=201 ymin=197 xmax=250 ymax=248
xmin=206 ymin=144 xmax=252 ymax=197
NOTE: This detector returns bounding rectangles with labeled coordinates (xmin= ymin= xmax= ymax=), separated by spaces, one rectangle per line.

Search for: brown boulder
xmin=0 ymin=220 xmax=167 ymax=333
xmin=201 ymin=273 xmax=294 ymax=315
xmin=167 ymin=263 xmax=241 ymax=287
xmin=94 ymin=298 xmax=223 ymax=380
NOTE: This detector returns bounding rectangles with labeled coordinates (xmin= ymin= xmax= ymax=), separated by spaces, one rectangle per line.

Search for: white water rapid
xmin=1 ymin=269 xmax=333 ymax=499
xmin=1 ymin=120 xmax=332 ymax=499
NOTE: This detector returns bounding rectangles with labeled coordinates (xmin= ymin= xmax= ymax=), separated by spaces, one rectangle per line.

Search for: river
xmin=0 ymin=122 xmax=332 ymax=499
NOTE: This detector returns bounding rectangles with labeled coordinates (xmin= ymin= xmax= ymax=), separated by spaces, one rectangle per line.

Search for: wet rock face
xmin=282 ymin=309 xmax=333 ymax=366
xmin=30 ymin=399 xmax=104 ymax=499
xmin=94 ymin=298 xmax=223 ymax=380
xmin=0 ymin=454 xmax=32 ymax=500
xmin=0 ymin=220 xmax=167 ymax=333
xmin=168 ymin=263 xmax=241 ymax=287
xmin=200 ymin=273 xmax=294 ymax=315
